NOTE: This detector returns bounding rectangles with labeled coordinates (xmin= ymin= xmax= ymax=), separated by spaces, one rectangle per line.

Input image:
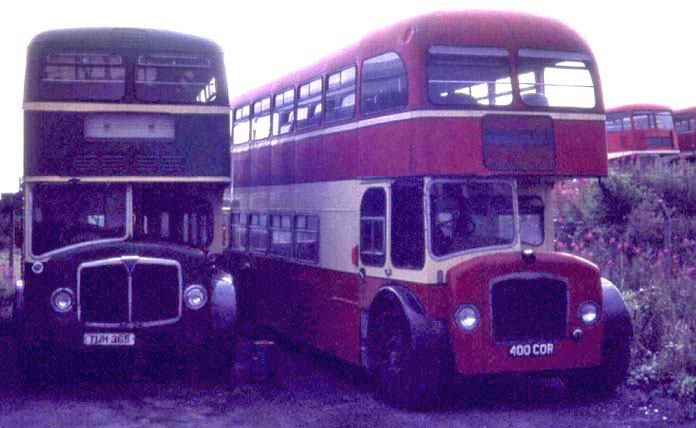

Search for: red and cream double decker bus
xmin=674 ymin=107 xmax=696 ymax=153
xmin=227 ymin=11 xmax=632 ymax=406
xmin=605 ymin=104 xmax=679 ymax=165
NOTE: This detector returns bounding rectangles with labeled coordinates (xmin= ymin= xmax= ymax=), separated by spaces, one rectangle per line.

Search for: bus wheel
xmin=563 ymin=334 xmax=631 ymax=398
xmin=368 ymin=305 xmax=443 ymax=408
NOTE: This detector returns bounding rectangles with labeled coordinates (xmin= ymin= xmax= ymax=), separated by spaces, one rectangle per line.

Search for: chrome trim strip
xmin=607 ymin=149 xmax=679 ymax=160
xmin=23 ymin=101 xmax=230 ymax=115
xmin=24 ymin=176 xmax=230 ymax=184
xmin=128 ymin=273 xmax=133 ymax=323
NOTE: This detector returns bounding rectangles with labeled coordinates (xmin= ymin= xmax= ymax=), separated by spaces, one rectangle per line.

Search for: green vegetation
xmin=555 ymin=159 xmax=696 ymax=411
xmin=0 ymin=250 xmax=17 ymax=321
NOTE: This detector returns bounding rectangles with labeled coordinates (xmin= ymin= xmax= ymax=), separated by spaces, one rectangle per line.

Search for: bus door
xmin=326 ymin=184 xmax=391 ymax=363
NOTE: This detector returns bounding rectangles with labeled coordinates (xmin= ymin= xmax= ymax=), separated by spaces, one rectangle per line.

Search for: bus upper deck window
xmin=136 ymin=54 xmax=217 ymax=104
xmin=655 ymin=111 xmax=674 ymax=130
xmin=360 ymin=52 xmax=407 ymax=115
xmin=517 ymin=49 xmax=595 ymax=109
xmin=273 ymin=88 xmax=295 ymax=136
xmin=41 ymin=52 xmax=125 ymax=101
xmin=325 ymin=65 xmax=356 ymax=123
xmin=427 ymin=46 xmax=512 ymax=107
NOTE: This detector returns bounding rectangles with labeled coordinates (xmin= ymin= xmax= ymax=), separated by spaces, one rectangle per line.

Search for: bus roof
xmin=28 ymin=27 xmax=224 ymax=54
xmin=674 ymin=107 xmax=696 ymax=116
xmin=608 ymin=104 xmax=673 ymax=113
xmin=233 ymin=10 xmax=595 ymax=104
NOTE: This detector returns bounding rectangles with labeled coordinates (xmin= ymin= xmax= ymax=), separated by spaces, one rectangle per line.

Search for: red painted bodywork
xmin=675 ymin=107 xmax=696 ymax=152
xmin=231 ymin=11 xmax=607 ymax=186
xmin=606 ymin=104 xmax=678 ymax=156
xmin=446 ymin=252 xmax=602 ymax=375
xmin=234 ymin=118 xmax=606 ymax=187
xmin=239 ymin=251 xmax=602 ymax=375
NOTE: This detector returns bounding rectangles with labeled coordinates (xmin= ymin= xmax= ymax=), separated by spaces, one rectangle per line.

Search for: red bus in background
xmin=674 ymin=107 xmax=696 ymax=153
xmin=605 ymin=104 xmax=679 ymax=165
xmin=227 ymin=11 xmax=632 ymax=407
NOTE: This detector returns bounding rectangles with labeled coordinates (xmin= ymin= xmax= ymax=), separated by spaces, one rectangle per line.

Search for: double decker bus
xmin=13 ymin=28 xmax=237 ymax=377
xmin=674 ymin=107 xmax=696 ymax=153
xmin=605 ymin=104 xmax=679 ymax=165
xmin=227 ymin=11 xmax=632 ymax=406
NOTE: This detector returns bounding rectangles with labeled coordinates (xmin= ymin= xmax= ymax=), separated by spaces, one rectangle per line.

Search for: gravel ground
xmin=0 ymin=334 xmax=690 ymax=428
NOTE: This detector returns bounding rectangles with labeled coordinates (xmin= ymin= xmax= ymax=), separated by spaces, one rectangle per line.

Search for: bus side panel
xmin=321 ymin=131 xmax=359 ymax=182
xmin=250 ymin=141 xmax=272 ymax=186
xmin=232 ymin=144 xmax=251 ymax=188
xmin=295 ymin=133 xmax=324 ymax=184
xmin=411 ymin=118 xmax=485 ymax=175
xmin=358 ymin=120 xmax=412 ymax=178
xmin=555 ymin=121 xmax=607 ymax=175
xmin=270 ymin=139 xmax=295 ymax=185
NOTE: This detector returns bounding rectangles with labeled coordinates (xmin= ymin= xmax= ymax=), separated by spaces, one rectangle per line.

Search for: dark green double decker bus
xmin=15 ymin=28 xmax=236 ymax=377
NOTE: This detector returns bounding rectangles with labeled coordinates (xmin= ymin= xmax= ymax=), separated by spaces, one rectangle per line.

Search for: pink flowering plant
xmin=554 ymin=159 xmax=696 ymax=404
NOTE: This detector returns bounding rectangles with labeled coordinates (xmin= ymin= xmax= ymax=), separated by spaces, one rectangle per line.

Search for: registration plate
xmin=508 ymin=343 xmax=554 ymax=357
xmin=83 ymin=333 xmax=135 ymax=346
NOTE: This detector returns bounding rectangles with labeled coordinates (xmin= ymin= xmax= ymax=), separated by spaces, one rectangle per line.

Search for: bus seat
xmin=456 ymin=93 xmax=478 ymax=105
xmin=522 ymin=93 xmax=549 ymax=106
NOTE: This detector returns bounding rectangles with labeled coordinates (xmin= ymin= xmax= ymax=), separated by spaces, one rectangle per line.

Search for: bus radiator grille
xmin=490 ymin=275 xmax=567 ymax=342
xmin=79 ymin=260 xmax=180 ymax=325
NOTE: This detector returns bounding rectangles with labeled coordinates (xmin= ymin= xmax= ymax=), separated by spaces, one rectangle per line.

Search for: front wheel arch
xmin=366 ymin=285 xmax=451 ymax=408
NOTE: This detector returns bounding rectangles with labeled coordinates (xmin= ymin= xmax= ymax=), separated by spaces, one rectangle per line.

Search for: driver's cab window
xmin=429 ymin=181 xmax=515 ymax=257
xmin=30 ymin=183 xmax=127 ymax=256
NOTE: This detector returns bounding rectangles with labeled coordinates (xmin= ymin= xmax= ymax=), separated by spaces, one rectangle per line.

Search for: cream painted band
xmin=24 ymin=176 xmax=231 ymax=183
xmin=608 ymin=149 xmax=679 ymax=160
xmin=23 ymin=101 xmax=230 ymax=115
xmin=231 ymin=109 xmax=606 ymax=153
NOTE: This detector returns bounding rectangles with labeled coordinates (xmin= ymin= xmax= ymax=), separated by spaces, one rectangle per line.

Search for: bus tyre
xmin=368 ymin=305 xmax=444 ymax=409
xmin=564 ymin=333 xmax=631 ymax=398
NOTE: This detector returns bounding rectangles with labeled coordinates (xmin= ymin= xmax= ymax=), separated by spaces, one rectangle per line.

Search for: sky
xmin=0 ymin=0 xmax=693 ymax=193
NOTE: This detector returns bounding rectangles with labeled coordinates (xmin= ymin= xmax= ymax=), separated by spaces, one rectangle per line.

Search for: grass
xmin=0 ymin=248 xmax=19 ymax=320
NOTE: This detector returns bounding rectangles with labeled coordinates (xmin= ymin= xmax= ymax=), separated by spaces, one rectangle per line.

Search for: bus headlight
xmin=50 ymin=288 xmax=74 ymax=313
xmin=184 ymin=284 xmax=208 ymax=310
xmin=454 ymin=304 xmax=480 ymax=331
xmin=579 ymin=301 xmax=599 ymax=326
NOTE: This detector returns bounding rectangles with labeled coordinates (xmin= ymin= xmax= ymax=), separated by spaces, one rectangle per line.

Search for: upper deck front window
xmin=606 ymin=112 xmax=631 ymax=132
xmin=41 ymin=52 xmax=126 ymax=101
xmin=429 ymin=180 xmax=515 ymax=258
xmin=136 ymin=54 xmax=217 ymax=104
xmin=427 ymin=46 xmax=512 ymax=106
xmin=675 ymin=114 xmax=695 ymax=133
xmin=655 ymin=110 xmax=674 ymax=130
xmin=517 ymin=49 xmax=595 ymax=108
xmin=633 ymin=110 xmax=656 ymax=130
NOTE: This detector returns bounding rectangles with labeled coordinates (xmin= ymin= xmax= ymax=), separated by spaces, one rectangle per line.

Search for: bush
xmin=555 ymin=159 xmax=696 ymax=404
